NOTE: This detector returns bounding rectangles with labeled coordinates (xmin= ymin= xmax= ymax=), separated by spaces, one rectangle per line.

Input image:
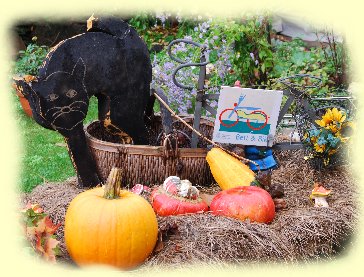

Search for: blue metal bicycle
xmin=163 ymin=39 xmax=355 ymax=153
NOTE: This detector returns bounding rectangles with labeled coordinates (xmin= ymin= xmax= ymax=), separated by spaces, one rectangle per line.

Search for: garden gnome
xmin=245 ymin=146 xmax=283 ymax=199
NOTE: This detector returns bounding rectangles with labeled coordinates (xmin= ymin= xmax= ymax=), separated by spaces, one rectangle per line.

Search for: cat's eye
xmin=66 ymin=89 xmax=77 ymax=98
xmin=48 ymin=93 xmax=59 ymax=101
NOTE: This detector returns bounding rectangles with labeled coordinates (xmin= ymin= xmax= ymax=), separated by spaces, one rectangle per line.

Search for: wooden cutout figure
xmin=13 ymin=15 xmax=152 ymax=187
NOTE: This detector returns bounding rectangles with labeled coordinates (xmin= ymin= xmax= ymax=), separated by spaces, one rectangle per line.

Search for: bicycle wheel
xmin=246 ymin=111 xmax=268 ymax=131
xmin=219 ymin=108 xmax=239 ymax=128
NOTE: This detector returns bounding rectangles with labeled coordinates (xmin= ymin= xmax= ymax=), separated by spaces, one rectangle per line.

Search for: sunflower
xmin=315 ymin=108 xmax=346 ymax=133
xmin=314 ymin=142 xmax=326 ymax=153
xmin=310 ymin=135 xmax=318 ymax=145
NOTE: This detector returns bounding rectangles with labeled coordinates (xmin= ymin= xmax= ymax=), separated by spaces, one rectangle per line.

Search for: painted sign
xmin=212 ymin=86 xmax=283 ymax=146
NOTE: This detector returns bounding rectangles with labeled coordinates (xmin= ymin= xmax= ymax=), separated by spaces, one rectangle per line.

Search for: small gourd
xmin=150 ymin=177 xmax=208 ymax=216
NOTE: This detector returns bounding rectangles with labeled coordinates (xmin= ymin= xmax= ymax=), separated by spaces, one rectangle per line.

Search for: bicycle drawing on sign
xmin=213 ymin=86 xmax=282 ymax=146
xmin=218 ymin=94 xmax=269 ymax=131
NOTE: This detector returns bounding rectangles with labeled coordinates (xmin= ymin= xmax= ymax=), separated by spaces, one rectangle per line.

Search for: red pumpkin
xmin=210 ymin=186 xmax=275 ymax=223
xmin=151 ymin=186 xmax=208 ymax=216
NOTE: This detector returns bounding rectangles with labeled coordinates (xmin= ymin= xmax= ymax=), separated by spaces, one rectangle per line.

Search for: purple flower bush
xmin=133 ymin=12 xmax=347 ymax=109
xmin=155 ymin=12 xmax=171 ymax=28
xmin=151 ymin=39 xmax=198 ymax=114
xmin=151 ymin=16 xmax=235 ymax=115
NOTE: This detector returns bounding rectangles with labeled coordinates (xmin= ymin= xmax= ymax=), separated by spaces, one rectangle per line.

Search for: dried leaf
xmin=21 ymin=203 xmax=61 ymax=263
xmin=22 ymin=203 xmax=46 ymax=228
xmin=44 ymin=216 xmax=62 ymax=235
xmin=26 ymin=217 xmax=46 ymax=236
xmin=23 ymin=203 xmax=43 ymax=213
xmin=35 ymin=233 xmax=44 ymax=254
xmin=43 ymin=236 xmax=60 ymax=263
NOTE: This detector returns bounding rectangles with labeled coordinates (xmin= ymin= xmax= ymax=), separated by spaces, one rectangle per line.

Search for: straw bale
xmin=21 ymin=149 xmax=358 ymax=267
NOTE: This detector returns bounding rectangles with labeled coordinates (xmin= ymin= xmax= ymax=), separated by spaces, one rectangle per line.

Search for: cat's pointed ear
xmin=71 ymin=58 xmax=86 ymax=82
xmin=13 ymin=76 xmax=34 ymax=97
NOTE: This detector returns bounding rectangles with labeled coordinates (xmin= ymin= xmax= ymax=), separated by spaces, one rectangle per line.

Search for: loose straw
xmin=154 ymin=92 xmax=259 ymax=167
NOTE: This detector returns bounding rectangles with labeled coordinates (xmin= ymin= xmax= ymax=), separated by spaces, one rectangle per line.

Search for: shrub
xmin=13 ymin=42 xmax=49 ymax=76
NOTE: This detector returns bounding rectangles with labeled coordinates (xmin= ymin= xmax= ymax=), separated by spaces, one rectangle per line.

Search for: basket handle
xmin=162 ymin=133 xmax=179 ymax=159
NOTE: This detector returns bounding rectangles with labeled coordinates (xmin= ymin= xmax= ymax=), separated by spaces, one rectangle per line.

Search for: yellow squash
xmin=206 ymin=148 xmax=255 ymax=190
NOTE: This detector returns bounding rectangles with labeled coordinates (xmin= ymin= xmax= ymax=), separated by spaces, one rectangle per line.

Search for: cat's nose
xmin=61 ymin=106 xmax=71 ymax=113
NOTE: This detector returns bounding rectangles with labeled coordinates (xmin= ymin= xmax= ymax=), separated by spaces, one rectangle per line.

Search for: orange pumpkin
xmin=210 ymin=186 xmax=275 ymax=223
xmin=64 ymin=168 xmax=158 ymax=269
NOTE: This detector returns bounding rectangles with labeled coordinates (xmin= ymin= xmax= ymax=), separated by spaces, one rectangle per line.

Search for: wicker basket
xmin=84 ymin=115 xmax=215 ymax=186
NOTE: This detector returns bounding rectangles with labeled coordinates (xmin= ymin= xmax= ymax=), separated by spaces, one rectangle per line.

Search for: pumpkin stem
xmin=103 ymin=167 xmax=122 ymax=199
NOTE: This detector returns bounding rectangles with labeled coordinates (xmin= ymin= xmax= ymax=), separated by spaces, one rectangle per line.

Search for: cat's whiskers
xmin=50 ymin=107 xmax=86 ymax=131
xmin=45 ymin=100 xmax=87 ymax=117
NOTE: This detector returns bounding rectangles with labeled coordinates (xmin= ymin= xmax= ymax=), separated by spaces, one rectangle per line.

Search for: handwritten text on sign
xmin=212 ymin=86 xmax=283 ymax=146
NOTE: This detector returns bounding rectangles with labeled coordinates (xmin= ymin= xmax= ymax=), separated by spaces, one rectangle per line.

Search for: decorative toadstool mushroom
xmin=309 ymin=182 xmax=332 ymax=207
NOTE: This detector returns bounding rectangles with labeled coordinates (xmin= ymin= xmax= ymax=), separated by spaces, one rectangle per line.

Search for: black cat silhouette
xmin=14 ymin=16 xmax=152 ymax=187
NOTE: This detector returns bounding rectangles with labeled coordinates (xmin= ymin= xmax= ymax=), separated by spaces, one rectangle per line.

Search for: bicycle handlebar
xmin=277 ymin=74 xmax=323 ymax=91
xmin=167 ymin=39 xmax=209 ymax=90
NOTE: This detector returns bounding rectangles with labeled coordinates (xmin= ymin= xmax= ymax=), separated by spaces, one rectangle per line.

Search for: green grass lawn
xmin=13 ymin=92 xmax=99 ymax=192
